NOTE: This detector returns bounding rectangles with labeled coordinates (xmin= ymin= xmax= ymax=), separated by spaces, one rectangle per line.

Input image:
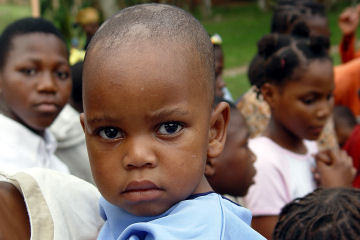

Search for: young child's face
xmin=81 ymin=41 xmax=216 ymax=216
xmin=271 ymin=59 xmax=334 ymax=140
xmin=0 ymin=33 xmax=71 ymax=134
xmin=334 ymin=123 xmax=353 ymax=147
xmin=206 ymin=109 xmax=256 ymax=197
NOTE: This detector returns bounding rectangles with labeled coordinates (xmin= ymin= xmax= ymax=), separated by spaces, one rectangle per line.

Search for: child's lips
xmin=310 ymin=125 xmax=324 ymax=135
xmin=34 ymin=102 xmax=59 ymax=113
xmin=122 ymin=180 xmax=164 ymax=202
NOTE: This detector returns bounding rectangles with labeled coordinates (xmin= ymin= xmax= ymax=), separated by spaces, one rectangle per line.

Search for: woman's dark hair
xmin=250 ymin=33 xmax=330 ymax=90
xmin=273 ymin=187 xmax=360 ymax=240
xmin=0 ymin=17 xmax=67 ymax=71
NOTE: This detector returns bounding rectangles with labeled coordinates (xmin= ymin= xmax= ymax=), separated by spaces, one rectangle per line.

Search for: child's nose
xmin=123 ymin=136 xmax=157 ymax=170
xmin=36 ymin=71 xmax=58 ymax=93
xmin=316 ymin=100 xmax=332 ymax=119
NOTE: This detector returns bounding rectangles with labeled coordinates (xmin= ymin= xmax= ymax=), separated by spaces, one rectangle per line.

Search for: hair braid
xmin=273 ymin=188 xmax=360 ymax=240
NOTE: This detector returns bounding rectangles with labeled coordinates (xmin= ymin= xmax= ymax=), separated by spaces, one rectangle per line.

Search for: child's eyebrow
xmin=86 ymin=116 xmax=119 ymax=125
xmin=16 ymin=57 xmax=69 ymax=66
xmin=146 ymin=108 xmax=190 ymax=120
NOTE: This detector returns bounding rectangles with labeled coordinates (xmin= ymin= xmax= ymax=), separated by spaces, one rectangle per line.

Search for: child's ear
xmin=205 ymin=158 xmax=216 ymax=177
xmin=80 ymin=113 xmax=86 ymax=133
xmin=207 ymin=101 xmax=230 ymax=158
xmin=261 ymin=83 xmax=279 ymax=109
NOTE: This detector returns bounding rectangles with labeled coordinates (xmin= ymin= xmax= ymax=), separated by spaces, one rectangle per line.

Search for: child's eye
xmin=301 ymin=97 xmax=315 ymax=105
xmin=327 ymin=92 xmax=333 ymax=101
xmin=55 ymin=71 xmax=70 ymax=80
xmin=157 ymin=122 xmax=184 ymax=135
xmin=20 ymin=68 xmax=37 ymax=76
xmin=98 ymin=127 xmax=124 ymax=140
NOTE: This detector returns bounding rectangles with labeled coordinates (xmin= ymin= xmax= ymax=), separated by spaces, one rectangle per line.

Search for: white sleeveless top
xmin=0 ymin=168 xmax=103 ymax=240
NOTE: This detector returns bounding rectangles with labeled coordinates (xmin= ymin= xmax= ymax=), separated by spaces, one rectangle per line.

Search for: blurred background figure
xmin=211 ymin=33 xmax=234 ymax=101
xmin=76 ymin=7 xmax=100 ymax=50
xmin=206 ymin=97 xmax=256 ymax=198
xmin=333 ymin=105 xmax=360 ymax=188
xmin=338 ymin=3 xmax=360 ymax=63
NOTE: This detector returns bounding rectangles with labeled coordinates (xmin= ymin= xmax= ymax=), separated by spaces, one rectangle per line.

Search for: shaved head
xmin=84 ymin=4 xmax=215 ymax=100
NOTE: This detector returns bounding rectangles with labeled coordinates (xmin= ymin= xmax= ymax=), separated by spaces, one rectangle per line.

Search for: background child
xmin=244 ymin=33 xmax=355 ymax=239
xmin=206 ymin=97 xmax=256 ymax=197
xmin=333 ymin=105 xmax=360 ymax=188
xmin=236 ymin=0 xmax=339 ymax=152
xmin=0 ymin=17 xmax=71 ymax=173
xmin=81 ymin=4 xmax=264 ymax=239
xmin=273 ymin=187 xmax=360 ymax=240
xmin=76 ymin=7 xmax=100 ymax=50
xmin=211 ymin=33 xmax=233 ymax=101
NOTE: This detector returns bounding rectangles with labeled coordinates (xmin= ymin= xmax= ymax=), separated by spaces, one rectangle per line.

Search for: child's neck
xmin=264 ymin=117 xmax=307 ymax=154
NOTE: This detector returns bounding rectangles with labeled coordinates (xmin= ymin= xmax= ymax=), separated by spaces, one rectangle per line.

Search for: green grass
xmin=0 ymin=4 xmax=31 ymax=32
xmin=224 ymin=73 xmax=250 ymax=101
xmin=201 ymin=4 xmax=271 ymax=69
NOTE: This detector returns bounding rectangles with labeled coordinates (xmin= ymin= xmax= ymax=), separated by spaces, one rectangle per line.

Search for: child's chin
xmin=125 ymin=203 xmax=170 ymax=217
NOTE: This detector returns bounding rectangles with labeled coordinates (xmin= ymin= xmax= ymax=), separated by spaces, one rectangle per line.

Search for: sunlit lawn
xmin=0 ymin=4 xmax=31 ymax=31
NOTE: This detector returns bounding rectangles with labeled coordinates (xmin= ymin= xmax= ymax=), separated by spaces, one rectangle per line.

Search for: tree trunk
xmin=200 ymin=0 xmax=211 ymax=18
xmin=257 ymin=0 xmax=271 ymax=11
xmin=98 ymin=0 xmax=119 ymax=19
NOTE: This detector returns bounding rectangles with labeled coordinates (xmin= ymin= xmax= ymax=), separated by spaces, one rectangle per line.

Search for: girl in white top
xmin=0 ymin=17 xmax=72 ymax=173
xmin=244 ymin=33 xmax=355 ymax=239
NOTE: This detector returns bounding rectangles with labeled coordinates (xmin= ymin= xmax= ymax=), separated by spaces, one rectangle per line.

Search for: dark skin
xmin=0 ymin=182 xmax=30 ymax=239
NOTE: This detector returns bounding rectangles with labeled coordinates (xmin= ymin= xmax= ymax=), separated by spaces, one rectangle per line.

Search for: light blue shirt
xmin=98 ymin=192 xmax=265 ymax=240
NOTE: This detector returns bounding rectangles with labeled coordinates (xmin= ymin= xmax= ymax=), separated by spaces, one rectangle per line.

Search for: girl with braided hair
xmin=273 ymin=187 xmax=360 ymax=240
xmin=243 ymin=33 xmax=356 ymax=239
xmin=237 ymin=0 xmax=339 ymax=152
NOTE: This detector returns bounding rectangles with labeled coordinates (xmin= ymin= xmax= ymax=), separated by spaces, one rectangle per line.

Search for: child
xmin=237 ymin=0 xmax=339 ymax=152
xmin=244 ymin=33 xmax=355 ymax=239
xmin=333 ymin=105 xmax=360 ymax=188
xmin=206 ymin=97 xmax=256 ymax=197
xmin=211 ymin=33 xmax=233 ymax=101
xmin=273 ymin=187 xmax=360 ymax=239
xmin=0 ymin=18 xmax=71 ymax=173
xmin=80 ymin=4 xmax=264 ymax=239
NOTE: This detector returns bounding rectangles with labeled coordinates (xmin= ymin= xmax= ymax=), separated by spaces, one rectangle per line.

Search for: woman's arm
xmin=0 ymin=182 xmax=30 ymax=240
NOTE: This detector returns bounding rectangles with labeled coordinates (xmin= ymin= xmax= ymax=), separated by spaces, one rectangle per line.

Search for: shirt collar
xmin=0 ymin=114 xmax=57 ymax=155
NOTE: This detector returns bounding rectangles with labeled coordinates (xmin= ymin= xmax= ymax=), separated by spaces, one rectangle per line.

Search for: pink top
xmin=244 ymin=136 xmax=318 ymax=216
